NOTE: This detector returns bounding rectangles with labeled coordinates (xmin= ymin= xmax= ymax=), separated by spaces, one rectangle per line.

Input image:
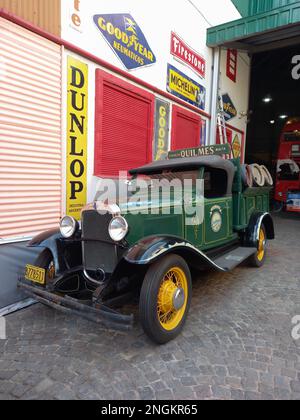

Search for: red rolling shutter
xmin=171 ymin=105 xmax=202 ymax=151
xmin=94 ymin=70 xmax=154 ymax=177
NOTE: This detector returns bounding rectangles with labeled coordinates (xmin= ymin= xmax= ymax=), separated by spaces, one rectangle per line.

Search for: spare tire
xmin=250 ymin=164 xmax=265 ymax=187
xmin=260 ymin=165 xmax=273 ymax=186
xmin=241 ymin=164 xmax=254 ymax=188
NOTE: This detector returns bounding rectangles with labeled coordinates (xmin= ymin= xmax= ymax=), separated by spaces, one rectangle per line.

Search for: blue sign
xmin=167 ymin=64 xmax=206 ymax=111
xmin=93 ymin=14 xmax=156 ymax=71
xmin=222 ymin=93 xmax=237 ymax=121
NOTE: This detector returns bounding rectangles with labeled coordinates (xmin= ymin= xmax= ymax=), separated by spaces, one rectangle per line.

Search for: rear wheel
xmin=249 ymin=225 xmax=267 ymax=268
xmin=139 ymin=254 xmax=192 ymax=344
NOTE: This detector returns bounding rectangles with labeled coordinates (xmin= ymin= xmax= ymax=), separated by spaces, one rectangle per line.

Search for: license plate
xmin=25 ymin=265 xmax=46 ymax=285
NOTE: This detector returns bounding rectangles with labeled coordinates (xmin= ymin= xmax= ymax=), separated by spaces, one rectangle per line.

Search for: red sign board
xmin=170 ymin=32 xmax=206 ymax=79
xmin=226 ymin=49 xmax=238 ymax=83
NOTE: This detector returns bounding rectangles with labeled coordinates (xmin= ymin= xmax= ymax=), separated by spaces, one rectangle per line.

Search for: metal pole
xmin=209 ymin=47 xmax=221 ymax=146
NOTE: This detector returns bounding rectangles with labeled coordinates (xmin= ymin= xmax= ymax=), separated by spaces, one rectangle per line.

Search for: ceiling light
xmin=279 ymin=115 xmax=288 ymax=119
xmin=270 ymin=120 xmax=275 ymax=124
xmin=263 ymin=96 xmax=272 ymax=103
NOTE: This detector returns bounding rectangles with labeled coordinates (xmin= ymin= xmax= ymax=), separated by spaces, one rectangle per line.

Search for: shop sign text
xmin=154 ymin=99 xmax=170 ymax=161
xmin=66 ymin=57 xmax=88 ymax=220
xmin=168 ymin=144 xmax=231 ymax=159
xmin=170 ymin=32 xmax=205 ymax=79
xmin=167 ymin=64 xmax=206 ymax=110
xmin=70 ymin=0 xmax=82 ymax=32
xmin=93 ymin=14 xmax=156 ymax=70
xmin=292 ymin=55 xmax=300 ymax=80
xmin=222 ymin=93 xmax=237 ymax=121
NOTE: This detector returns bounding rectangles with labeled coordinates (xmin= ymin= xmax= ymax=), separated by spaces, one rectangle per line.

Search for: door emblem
xmin=210 ymin=206 xmax=222 ymax=233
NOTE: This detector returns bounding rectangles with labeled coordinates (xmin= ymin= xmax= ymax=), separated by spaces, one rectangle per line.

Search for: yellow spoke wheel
xmin=249 ymin=225 xmax=267 ymax=268
xmin=139 ymin=254 xmax=192 ymax=345
xmin=157 ymin=267 xmax=188 ymax=331
xmin=257 ymin=228 xmax=266 ymax=262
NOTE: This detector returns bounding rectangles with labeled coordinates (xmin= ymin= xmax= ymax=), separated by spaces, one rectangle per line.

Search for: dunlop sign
xmin=167 ymin=64 xmax=206 ymax=110
xmin=66 ymin=57 xmax=88 ymax=220
xmin=154 ymin=99 xmax=170 ymax=161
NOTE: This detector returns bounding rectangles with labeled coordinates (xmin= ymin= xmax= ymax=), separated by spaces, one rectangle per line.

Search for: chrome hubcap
xmin=173 ymin=288 xmax=185 ymax=311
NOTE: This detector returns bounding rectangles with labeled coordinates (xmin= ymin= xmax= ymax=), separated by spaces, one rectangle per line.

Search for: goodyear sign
xmin=154 ymin=99 xmax=170 ymax=161
xmin=167 ymin=64 xmax=206 ymax=110
xmin=66 ymin=57 xmax=88 ymax=220
xmin=222 ymin=93 xmax=237 ymax=121
xmin=93 ymin=14 xmax=156 ymax=70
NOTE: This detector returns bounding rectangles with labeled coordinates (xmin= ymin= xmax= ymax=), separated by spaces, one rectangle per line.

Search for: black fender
xmin=246 ymin=212 xmax=275 ymax=247
xmin=28 ymin=229 xmax=82 ymax=275
xmin=124 ymin=235 xmax=226 ymax=272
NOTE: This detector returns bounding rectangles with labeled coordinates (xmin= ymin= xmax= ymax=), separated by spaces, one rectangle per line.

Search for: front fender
xmin=28 ymin=229 xmax=81 ymax=275
xmin=124 ymin=236 xmax=226 ymax=272
xmin=246 ymin=212 xmax=275 ymax=247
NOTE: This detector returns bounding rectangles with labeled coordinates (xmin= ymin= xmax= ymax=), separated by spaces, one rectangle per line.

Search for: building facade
xmin=0 ymin=0 xmax=250 ymax=243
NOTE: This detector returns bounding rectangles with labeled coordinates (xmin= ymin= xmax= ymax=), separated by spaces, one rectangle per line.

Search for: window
xmin=204 ymin=169 xmax=228 ymax=198
xmin=94 ymin=70 xmax=154 ymax=177
xmin=171 ymin=105 xmax=202 ymax=151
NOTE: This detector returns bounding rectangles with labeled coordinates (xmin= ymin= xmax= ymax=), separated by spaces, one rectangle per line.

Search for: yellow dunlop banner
xmin=66 ymin=56 xmax=88 ymax=220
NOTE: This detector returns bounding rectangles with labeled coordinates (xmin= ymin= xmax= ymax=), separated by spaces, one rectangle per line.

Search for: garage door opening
xmin=245 ymin=45 xmax=300 ymax=210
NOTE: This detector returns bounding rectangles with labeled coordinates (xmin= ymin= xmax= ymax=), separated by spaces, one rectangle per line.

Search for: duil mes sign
xmin=93 ymin=14 xmax=156 ymax=70
xmin=66 ymin=56 xmax=88 ymax=220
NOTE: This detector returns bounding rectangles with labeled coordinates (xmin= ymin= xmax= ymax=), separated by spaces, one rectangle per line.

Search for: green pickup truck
xmin=19 ymin=147 xmax=274 ymax=344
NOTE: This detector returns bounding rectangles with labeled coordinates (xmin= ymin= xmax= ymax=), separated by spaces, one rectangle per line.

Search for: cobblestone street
xmin=0 ymin=213 xmax=300 ymax=400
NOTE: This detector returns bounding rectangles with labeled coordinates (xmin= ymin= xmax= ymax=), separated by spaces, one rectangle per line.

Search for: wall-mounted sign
xmin=170 ymin=32 xmax=206 ymax=79
xmin=232 ymin=134 xmax=241 ymax=159
xmin=226 ymin=49 xmax=238 ymax=83
xmin=167 ymin=64 xmax=206 ymax=110
xmin=154 ymin=99 xmax=170 ymax=161
xmin=66 ymin=57 xmax=88 ymax=220
xmin=222 ymin=93 xmax=237 ymax=121
xmin=93 ymin=14 xmax=156 ymax=71
xmin=69 ymin=0 xmax=82 ymax=32
xmin=292 ymin=55 xmax=300 ymax=80
xmin=168 ymin=144 xmax=231 ymax=159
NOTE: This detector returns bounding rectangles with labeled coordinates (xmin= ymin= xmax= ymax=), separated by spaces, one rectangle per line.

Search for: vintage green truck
xmin=19 ymin=146 xmax=274 ymax=344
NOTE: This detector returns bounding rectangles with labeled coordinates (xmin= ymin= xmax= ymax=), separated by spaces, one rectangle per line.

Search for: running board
xmin=212 ymin=247 xmax=256 ymax=271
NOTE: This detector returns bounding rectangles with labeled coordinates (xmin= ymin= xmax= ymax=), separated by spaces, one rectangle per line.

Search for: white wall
xmin=61 ymin=0 xmax=241 ymax=116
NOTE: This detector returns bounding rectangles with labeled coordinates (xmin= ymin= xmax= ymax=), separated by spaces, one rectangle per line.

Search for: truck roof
xmin=130 ymin=156 xmax=236 ymax=196
xmin=130 ymin=155 xmax=234 ymax=176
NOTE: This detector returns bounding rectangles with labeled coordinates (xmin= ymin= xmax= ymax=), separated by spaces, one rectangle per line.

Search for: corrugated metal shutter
xmin=0 ymin=0 xmax=61 ymax=36
xmin=95 ymin=69 xmax=154 ymax=177
xmin=0 ymin=17 xmax=62 ymax=242
xmin=171 ymin=105 xmax=202 ymax=151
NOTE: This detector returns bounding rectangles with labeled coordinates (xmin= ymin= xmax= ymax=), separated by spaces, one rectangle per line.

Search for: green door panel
xmin=204 ymin=198 xmax=233 ymax=248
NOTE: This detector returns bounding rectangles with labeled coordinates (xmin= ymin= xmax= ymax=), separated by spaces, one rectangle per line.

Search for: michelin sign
xmin=93 ymin=14 xmax=156 ymax=70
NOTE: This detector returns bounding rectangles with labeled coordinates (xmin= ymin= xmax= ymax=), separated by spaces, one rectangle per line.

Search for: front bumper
xmin=18 ymin=279 xmax=134 ymax=332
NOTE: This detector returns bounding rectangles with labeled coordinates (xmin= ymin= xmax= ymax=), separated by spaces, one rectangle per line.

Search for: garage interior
xmin=246 ymin=44 xmax=300 ymax=173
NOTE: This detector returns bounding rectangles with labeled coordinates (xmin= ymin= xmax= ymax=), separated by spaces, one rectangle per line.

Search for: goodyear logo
xmin=93 ymin=14 xmax=156 ymax=70
xmin=167 ymin=64 xmax=206 ymax=110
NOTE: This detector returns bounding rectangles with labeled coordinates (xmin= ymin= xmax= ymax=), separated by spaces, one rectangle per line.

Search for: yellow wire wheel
xmin=249 ymin=225 xmax=267 ymax=267
xmin=139 ymin=254 xmax=192 ymax=344
xmin=257 ymin=228 xmax=266 ymax=262
xmin=157 ymin=267 xmax=188 ymax=331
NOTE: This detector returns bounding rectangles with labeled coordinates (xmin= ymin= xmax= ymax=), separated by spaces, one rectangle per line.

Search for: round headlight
xmin=109 ymin=216 xmax=128 ymax=242
xmin=60 ymin=216 xmax=78 ymax=238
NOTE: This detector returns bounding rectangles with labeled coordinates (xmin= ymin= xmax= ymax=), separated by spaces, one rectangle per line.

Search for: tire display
xmin=250 ymin=164 xmax=265 ymax=187
xmin=260 ymin=165 xmax=274 ymax=186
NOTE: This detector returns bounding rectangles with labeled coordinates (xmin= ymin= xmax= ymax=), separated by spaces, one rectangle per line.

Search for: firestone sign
xmin=170 ymin=32 xmax=206 ymax=79
xmin=93 ymin=14 xmax=156 ymax=71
